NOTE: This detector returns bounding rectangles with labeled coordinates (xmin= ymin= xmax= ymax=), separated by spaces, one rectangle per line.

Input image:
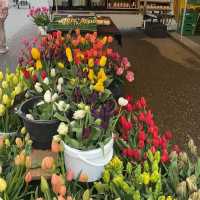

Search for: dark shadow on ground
xmin=115 ymin=29 xmax=200 ymax=149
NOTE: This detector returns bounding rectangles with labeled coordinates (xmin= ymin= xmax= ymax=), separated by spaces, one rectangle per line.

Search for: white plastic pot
xmin=38 ymin=26 xmax=47 ymax=36
xmin=63 ymin=137 xmax=114 ymax=182
xmin=0 ymin=131 xmax=17 ymax=136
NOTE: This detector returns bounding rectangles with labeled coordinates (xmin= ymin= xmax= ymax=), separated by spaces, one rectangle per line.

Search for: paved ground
xmin=1 ymin=3 xmax=200 ymax=149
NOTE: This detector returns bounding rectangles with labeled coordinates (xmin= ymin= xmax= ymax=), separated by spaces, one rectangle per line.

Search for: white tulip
xmin=58 ymin=77 xmax=64 ymax=85
xmin=53 ymin=135 xmax=61 ymax=142
xmin=50 ymin=68 xmax=56 ymax=77
xmin=73 ymin=110 xmax=86 ymax=120
xmin=52 ymin=93 xmax=59 ymax=101
xmin=57 ymin=84 xmax=62 ymax=93
xmin=44 ymin=90 xmax=52 ymax=103
xmin=34 ymin=82 xmax=43 ymax=93
xmin=57 ymin=122 xmax=68 ymax=135
xmin=43 ymin=77 xmax=49 ymax=85
xmin=118 ymin=97 xmax=128 ymax=107
xmin=70 ymin=120 xmax=76 ymax=127
xmin=84 ymin=105 xmax=90 ymax=112
xmin=26 ymin=114 xmax=34 ymax=120
xmin=56 ymin=101 xmax=69 ymax=112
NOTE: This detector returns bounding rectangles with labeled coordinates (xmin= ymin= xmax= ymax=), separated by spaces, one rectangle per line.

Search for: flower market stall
xmin=1 ymin=6 xmax=200 ymax=200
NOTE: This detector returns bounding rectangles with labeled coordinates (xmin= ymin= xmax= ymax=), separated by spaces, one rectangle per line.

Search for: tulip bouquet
xmin=0 ymin=67 xmax=28 ymax=133
xmin=28 ymin=7 xmax=50 ymax=27
xmin=56 ymin=97 xmax=126 ymax=150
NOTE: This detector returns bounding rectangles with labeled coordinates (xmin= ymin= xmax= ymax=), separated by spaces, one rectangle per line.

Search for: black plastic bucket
xmin=17 ymin=96 xmax=60 ymax=150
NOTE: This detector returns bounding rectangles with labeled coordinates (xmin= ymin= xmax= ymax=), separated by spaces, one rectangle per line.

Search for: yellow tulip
xmin=0 ymin=104 xmax=6 ymax=116
xmin=57 ymin=62 xmax=65 ymax=69
xmin=99 ymin=56 xmax=107 ymax=67
xmin=0 ymin=88 xmax=2 ymax=99
xmin=143 ymin=172 xmax=150 ymax=185
xmin=35 ymin=60 xmax=42 ymax=71
xmin=88 ymin=58 xmax=94 ymax=68
xmin=88 ymin=69 xmax=95 ymax=83
xmin=97 ymin=68 xmax=107 ymax=82
xmin=2 ymin=81 xmax=8 ymax=89
xmin=94 ymin=80 xmax=104 ymax=93
xmin=12 ymin=75 xmax=18 ymax=86
xmin=66 ymin=47 xmax=73 ymax=63
xmin=166 ymin=196 xmax=173 ymax=200
xmin=31 ymin=48 xmax=41 ymax=60
xmin=102 ymin=36 xmax=108 ymax=45
xmin=2 ymin=94 xmax=11 ymax=107
xmin=0 ymin=178 xmax=7 ymax=192
xmin=14 ymin=85 xmax=22 ymax=95
xmin=0 ymin=71 xmax=3 ymax=81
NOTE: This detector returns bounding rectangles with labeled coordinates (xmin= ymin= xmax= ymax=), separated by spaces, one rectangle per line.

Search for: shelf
xmin=140 ymin=0 xmax=170 ymax=3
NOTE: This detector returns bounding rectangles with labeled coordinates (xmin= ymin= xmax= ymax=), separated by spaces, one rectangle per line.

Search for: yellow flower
xmin=94 ymin=80 xmax=104 ymax=93
xmin=99 ymin=56 xmax=107 ymax=67
xmin=12 ymin=75 xmax=18 ymax=86
xmin=97 ymin=68 xmax=107 ymax=82
xmin=0 ymin=178 xmax=7 ymax=192
xmin=31 ymin=48 xmax=41 ymax=60
xmin=2 ymin=81 xmax=8 ymax=89
xmin=0 ymin=104 xmax=6 ymax=116
xmin=0 ymin=71 xmax=3 ymax=81
xmin=2 ymin=94 xmax=11 ymax=107
xmin=88 ymin=58 xmax=94 ymax=68
xmin=0 ymin=88 xmax=2 ymax=99
xmin=88 ymin=69 xmax=95 ymax=83
xmin=14 ymin=85 xmax=22 ymax=95
xmin=66 ymin=47 xmax=73 ymax=62
xmin=166 ymin=196 xmax=173 ymax=200
xmin=35 ymin=60 xmax=42 ymax=71
xmin=142 ymin=172 xmax=150 ymax=185
xmin=57 ymin=62 xmax=65 ymax=69
xmin=102 ymin=36 xmax=108 ymax=45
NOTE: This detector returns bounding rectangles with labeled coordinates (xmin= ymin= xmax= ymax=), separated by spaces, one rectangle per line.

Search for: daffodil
xmin=99 ymin=56 xmax=107 ymax=67
xmin=97 ymin=68 xmax=107 ymax=82
xmin=57 ymin=62 xmax=65 ymax=69
xmin=93 ymin=80 xmax=104 ymax=93
xmin=31 ymin=48 xmax=41 ymax=60
xmin=66 ymin=47 xmax=73 ymax=62
xmin=0 ymin=71 xmax=3 ymax=81
xmin=0 ymin=178 xmax=7 ymax=192
xmin=35 ymin=60 xmax=43 ymax=70
xmin=88 ymin=58 xmax=94 ymax=68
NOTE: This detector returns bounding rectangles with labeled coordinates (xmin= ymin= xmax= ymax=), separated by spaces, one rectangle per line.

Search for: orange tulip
xmin=51 ymin=141 xmax=60 ymax=153
xmin=66 ymin=196 xmax=73 ymax=200
xmin=15 ymin=155 xmax=21 ymax=166
xmin=66 ymin=169 xmax=74 ymax=182
xmin=41 ymin=156 xmax=55 ymax=170
xmin=79 ymin=173 xmax=88 ymax=182
xmin=57 ymin=195 xmax=65 ymax=200
xmin=15 ymin=138 xmax=23 ymax=148
xmin=59 ymin=185 xmax=67 ymax=196
xmin=25 ymin=156 xmax=32 ymax=168
xmin=25 ymin=171 xmax=32 ymax=184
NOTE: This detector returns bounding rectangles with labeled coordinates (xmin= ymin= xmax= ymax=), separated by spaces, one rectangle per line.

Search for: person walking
xmin=0 ymin=0 xmax=9 ymax=54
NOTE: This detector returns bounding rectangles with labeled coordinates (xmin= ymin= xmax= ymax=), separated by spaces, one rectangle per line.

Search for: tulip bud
xmin=25 ymin=171 xmax=32 ymax=184
xmin=50 ymin=68 xmax=56 ymax=77
xmin=2 ymin=81 xmax=8 ymax=89
xmin=5 ymin=138 xmax=10 ymax=147
xmin=20 ymin=127 xmax=27 ymax=135
xmin=25 ymin=156 xmax=32 ymax=168
xmin=15 ymin=137 xmax=23 ymax=148
xmin=15 ymin=155 xmax=21 ymax=166
xmin=186 ymin=175 xmax=197 ymax=193
xmin=41 ymin=156 xmax=55 ymax=170
xmin=176 ymin=181 xmax=187 ymax=199
xmin=41 ymin=176 xmax=49 ymax=193
xmin=0 ymin=178 xmax=7 ymax=192
xmin=0 ymin=104 xmax=6 ymax=117
xmin=0 ymin=71 xmax=3 ymax=81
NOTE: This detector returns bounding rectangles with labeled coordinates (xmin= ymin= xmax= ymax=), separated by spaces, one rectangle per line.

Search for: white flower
xmin=26 ymin=114 xmax=34 ymax=120
xmin=52 ymin=93 xmax=59 ymax=101
xmin=78 ymin=102 xmax=85 ymax=109
xmin=34 ymin=82 xmax=43 ymax=93
xmin=57 ymin=84 xmax=62 ymax=93
xmin=25 ymin=91 xmax=30 ymax=98
xmin=118 ymin=97 xmax=128 ymax=107
xmin=70 ymin=120 xmax=76 ymax=127
xmin=73 ymin=110 xmax=86 ymax=120
xmin=44 ymin=90 xmax=52 ymax=103
xmin=56 ymin=101 xmax=69 ymax=112
xmin=58 ymin=77 xmax=64 ymax=85
xmin=53 ymin=135 xmax=61 ymax=142
xmin=57 ymin=122 xmax=68 ymax=135
xmin=43 ymin=77 xmax=49 ymax=85
xmin=37 ymin=101 xmax=45 ymax=106
xmin=84 ymin=105 xmax=90 ymax=112
xmin=50 ymin=68 xmax=56 ymax=77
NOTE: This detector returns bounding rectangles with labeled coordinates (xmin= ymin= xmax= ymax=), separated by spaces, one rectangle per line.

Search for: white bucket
xmin=38 ymin=26 xmax=47 ymax=36
xmin=0 ymin=131 xmax=17 ymax=136
xmin=63 ymin=137 xmax=114 ymax=182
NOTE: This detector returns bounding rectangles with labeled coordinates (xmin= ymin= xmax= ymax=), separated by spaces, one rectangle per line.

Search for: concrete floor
xmin=118 ymin=30 xmax=200 ymax=149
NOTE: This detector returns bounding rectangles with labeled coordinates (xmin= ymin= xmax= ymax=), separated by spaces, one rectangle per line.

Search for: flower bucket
xmin=63 ymin=137 xmax=114 ymax=182
xmin=17 ymin=96 xmax=59 ymax=150
xmin=0 ymin=131 xmax=17 ymax=137
xmin=38 ymin=26 xmax=47 ymax=36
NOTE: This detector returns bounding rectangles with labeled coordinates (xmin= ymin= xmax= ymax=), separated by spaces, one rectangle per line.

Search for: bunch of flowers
xmin=27 ymin=7 xmax=50 ymax=27
xmin=0 ymin=67 xmax=28 ymax=133
xmin=115 ymin=95 xmax=180 ymax=163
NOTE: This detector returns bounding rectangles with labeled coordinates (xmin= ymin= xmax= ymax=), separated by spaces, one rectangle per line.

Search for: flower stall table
xmin=47 ymin=16 xmax=122 ymax=46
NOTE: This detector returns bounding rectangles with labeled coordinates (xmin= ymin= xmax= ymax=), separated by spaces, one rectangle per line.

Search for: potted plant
xmin=0 ymin=67 xmax=27 ymax=136
xmin=17 ymin=84 xmax=70 ymax=149
xmin=55 ymin=97 xmax=128 ymax=182
xmin=27 ymin=7 xmax=50 ymax=36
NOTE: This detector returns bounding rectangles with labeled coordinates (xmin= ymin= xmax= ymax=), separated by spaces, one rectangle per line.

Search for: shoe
xmin=0 ymin=47 xmax=9 ymax=54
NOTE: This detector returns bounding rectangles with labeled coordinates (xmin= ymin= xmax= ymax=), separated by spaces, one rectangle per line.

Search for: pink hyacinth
xmin=126 ymin=71 xmax=134 ymax=82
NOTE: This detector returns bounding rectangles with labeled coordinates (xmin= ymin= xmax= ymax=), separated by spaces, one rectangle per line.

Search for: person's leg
xmin=0 ymin=19 xmax=8 ymax=54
